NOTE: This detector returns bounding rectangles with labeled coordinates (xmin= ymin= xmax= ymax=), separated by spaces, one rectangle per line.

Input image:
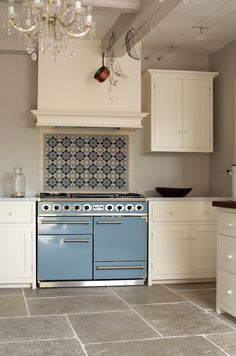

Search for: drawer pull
xmin=96 ymin=265 xmax=145 ymax=270
xmin=96 ymin=221 xmax=123 ymax=225
xmin=228 ymin=222 xmax=233 ymax=227
xmin=205 ymin=211 xmax=210 ymax=215
xmin=41 ymin=221 xmax=90 ymax=225
xmin=168 ymin=210 xmax=174 ymax=216
xmin=64 ymin=239 xmax=90 ymax=243
xmin=226 ymin=290 xmax=233 ymax=295
xmin=8 ymin=212 xmax=12 ymax=216
xmin=227 ymin=254 xmax=233 ymax=260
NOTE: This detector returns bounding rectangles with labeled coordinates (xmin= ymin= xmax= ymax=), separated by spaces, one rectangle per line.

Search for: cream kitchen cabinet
xmin=148 ymin=200 xmax=217 ymax=285
xmin=0 ymin=200 xmax=36 ymax=288
xmin=215 ymin=208 xmax=236 ymax=318
xmin=142 ymin=70 xmax=218 ymax=153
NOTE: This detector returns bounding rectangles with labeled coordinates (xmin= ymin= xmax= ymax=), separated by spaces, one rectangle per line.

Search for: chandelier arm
xmin=8 ymin=17 xmax=38 ymax=33
xmin=58 ymin=17 xmax=91 ymax=38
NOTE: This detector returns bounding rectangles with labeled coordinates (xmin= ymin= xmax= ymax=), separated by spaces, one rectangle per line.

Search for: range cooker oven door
xmin=37 ymin=217 xmax=93 ymax=281
xmin=94 ymin=216 xmax=147 ymax=280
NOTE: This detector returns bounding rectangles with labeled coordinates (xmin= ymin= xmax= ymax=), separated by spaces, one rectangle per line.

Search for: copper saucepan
xmin=94 ymin=52 xmax=110 ymax=83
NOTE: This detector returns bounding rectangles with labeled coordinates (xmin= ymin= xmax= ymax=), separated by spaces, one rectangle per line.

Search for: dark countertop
xmin=212 ymin=200 xmax=236 ymax=209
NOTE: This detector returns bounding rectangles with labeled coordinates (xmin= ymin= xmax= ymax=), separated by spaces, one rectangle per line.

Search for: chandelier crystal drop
xmin=7 ymin=0 xmax=95 ymax=61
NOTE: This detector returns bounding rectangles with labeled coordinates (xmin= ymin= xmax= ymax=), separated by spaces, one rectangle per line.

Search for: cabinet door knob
xmin=168 ymin=210 xmax=174 ymax=215
xmin=227 ymin=254 xmax=233 ymax=260
xmin=177 ymin=130 xmax=181 ymax=134
xmin=205 ymin=211 xmax=210 ymax=215
xmin=184 ymin=130 xmax=188 ymax=134
xmin=8 ymin=212 xmax=12 ymax=216
xmin=228 ymin=222 xmax=233 ymax=227
xmin=226 ymin=290 xmax=233 ymax=295
xmin=191 ymin=238 xmax=196 ymax=241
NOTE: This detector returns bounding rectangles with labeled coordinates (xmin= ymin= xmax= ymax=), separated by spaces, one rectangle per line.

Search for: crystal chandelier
xmin=7 ymin=0 xmax=95 ymax=61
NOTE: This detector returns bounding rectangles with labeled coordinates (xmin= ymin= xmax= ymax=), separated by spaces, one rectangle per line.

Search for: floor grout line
xmin=0 ymin=337 xmax=77 ymax=346
xmin=203 ymin=335 xmax=231 ymax=356
xmin=129 ymin=301 xmax=188 ymax=307
xmin=65 ymin=314 xmax=88 ymax=356
xmin=25 ymin=293 xmax=114 ymax=300
xmin=22 ymin=288 xmax=30 ymax=317
xmin=110 ymin=289 xmax=164 ymax=338
xmin=163 ymin=287 xmax=216 ymax=292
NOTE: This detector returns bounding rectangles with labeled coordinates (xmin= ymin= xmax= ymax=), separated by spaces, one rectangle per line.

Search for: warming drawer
xmin=38 ymin=217 xmax=93 ymax=235
xmin=94 ymin=261 xmax=147 ymax=280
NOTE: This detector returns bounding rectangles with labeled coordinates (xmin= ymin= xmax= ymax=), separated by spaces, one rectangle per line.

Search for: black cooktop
xmin=39 ymin=192 xmax=144 ymax=199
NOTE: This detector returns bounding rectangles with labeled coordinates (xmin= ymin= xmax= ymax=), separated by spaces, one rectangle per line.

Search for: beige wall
xmin=0 ymin=53 xmax=37 ymax=197
xmin=209 ymin=40 xmax=236 ymax=197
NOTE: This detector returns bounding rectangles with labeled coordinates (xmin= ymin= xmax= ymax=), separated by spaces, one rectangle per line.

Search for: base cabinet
xmin=0 ymin=201 xmax=36 ymax=288
xmin=149 ymin=200 xmax=217 ymax=284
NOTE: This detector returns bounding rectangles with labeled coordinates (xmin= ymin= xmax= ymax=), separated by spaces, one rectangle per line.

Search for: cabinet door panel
xmin=183 ymin=80 xmax=210 ymax=148
xmin=153 ymin=78 xmax=182 ymax=148
xmin=0 ymin=226 xmax=32 ymax=278
xmin=152 ymin=225 xmax=189 ymax=276
xmin=190 ymin=224 xmax=216 ymax=274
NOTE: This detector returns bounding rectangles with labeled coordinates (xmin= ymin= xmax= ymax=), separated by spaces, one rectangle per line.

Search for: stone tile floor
xmin=0 ymin=282 xmax=235 ymax=355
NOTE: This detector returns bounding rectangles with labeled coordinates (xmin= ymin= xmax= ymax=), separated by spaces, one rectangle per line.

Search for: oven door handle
xmin=96 ymin=221 xmax=123 ymax=225
xmin=96 ymin=265 xmax=145 ymax=270
xmin=64 ymin=239 xmax=90 ymax=243
xmin=40 ymin=221 xmax=91 ymax=225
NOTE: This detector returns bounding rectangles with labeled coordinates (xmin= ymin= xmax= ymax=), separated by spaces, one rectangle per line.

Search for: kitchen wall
xmin=0 ymin=53 xmax=37 ymax=197
xmin=209 ymin=39 xmax=236 ymax=197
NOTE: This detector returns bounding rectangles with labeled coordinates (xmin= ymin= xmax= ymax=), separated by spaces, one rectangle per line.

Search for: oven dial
xmin=63 ymin=204 xmax=71 ymax=211
xmin=83 ymin=204 xmax=92 ymax=211
xmin=125 ymin=204 xmax=134 ymax=211
xmin=53 ymin=204 xmax=61 ymax=211
xmin=105 ymin=204 xmax=114 ymax=211
xmin=42 ymin=204 xmax=50 ymax=211
xmin=115 ymin=204 xmax=124 ymax=212
xmin=135 ymin=204 xmax=144 ymax=211
xmin=73 ymin=204 xmax=81 ymax=211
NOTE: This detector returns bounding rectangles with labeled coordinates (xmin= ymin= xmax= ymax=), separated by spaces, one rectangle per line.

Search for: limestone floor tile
xmin=110 ymin=285 xmax=185 ymax=305
xmin=165 ymin=282 xmax=216 ymax=291
xmin=207 ymin=332 xmax=236 ymax=356
xmin=133 ymin=303 xmax=233 ymax=337
xmin=0 ymin=339 xmax=85 ymax=356
xmin=0 ymin=315 xmax=73 ymax=343
xmin=24 ymin=287 xmax=111 ymax=298
xmin=68 ymin=310 xmax=159 ymax=344
xmin=0 ymin=296 xmax=28 ymax=317
xmin=209 ymin=310 xmax=236 ymax=328
xmin=0 ymin=289 xmax=22 ymax=296
xmin=27 ymin=295 xmax=128 ymax=316
xmin=177 ymin=289 xmax=216 ymax=310
xmin=85 ymin=336 xmax=225 ymax=356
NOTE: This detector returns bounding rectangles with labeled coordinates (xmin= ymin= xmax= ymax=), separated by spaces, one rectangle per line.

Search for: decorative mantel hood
xmin=31 ymin=110 xmax=148 ymax=129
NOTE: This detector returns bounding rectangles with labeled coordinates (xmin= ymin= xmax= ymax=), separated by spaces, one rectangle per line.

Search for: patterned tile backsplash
xmin=43 ymin=133 xmax=129 ymax=192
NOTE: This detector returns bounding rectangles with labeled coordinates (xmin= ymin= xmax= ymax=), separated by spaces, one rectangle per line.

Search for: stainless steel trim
xmin=40 ymin=221 xmax=91 ymax=225
xmin=64 ymin=239 xmax=90 ymax=243
xmin=96 ymin=265 xmax=145 ymax=270
xmin=96 ymin=221 xmax=123 ymax=225
xmin=38 ymin=280 xmax=145 ymax=288
xmin=38 ymin=213 xmax=147 ymax=217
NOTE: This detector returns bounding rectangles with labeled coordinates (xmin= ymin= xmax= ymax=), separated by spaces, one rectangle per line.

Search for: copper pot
xmin=94 ymin=53 xmax=110 ymax=83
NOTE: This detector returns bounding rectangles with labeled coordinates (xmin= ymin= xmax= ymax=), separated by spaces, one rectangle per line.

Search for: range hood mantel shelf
xmin=31 ymin=110 xmax=148 ymax=129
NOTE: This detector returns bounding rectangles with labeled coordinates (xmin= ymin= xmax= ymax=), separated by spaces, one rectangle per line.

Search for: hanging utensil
xmin=125 ymin=27 xmax=141 ymax=60
xmin=94 ymin=52 xmax=110 ymax=83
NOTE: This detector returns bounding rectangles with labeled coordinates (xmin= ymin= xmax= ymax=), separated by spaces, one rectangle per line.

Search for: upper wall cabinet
xmin=142 ymin=70 xmax=218 ymax=153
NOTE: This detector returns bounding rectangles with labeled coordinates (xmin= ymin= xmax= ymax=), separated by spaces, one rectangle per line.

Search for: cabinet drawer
xmin=0 ymin=203 xmax=32 ymax=223
xmin=217 ymin=270 xmax=236 ymax=314
xmin=218 ymin=212 xmax=236 ymax=237
xmin=151 ymin=201 xmax=216 ymax=222
xmin=218 ymin=235 xmax=236 ymax=273
xmin=94 ymin=261 xmax=147 ymax=280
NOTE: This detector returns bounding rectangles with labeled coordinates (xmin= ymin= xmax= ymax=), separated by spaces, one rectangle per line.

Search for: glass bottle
xmin=11 ymin=167 xmax=25 ymax=198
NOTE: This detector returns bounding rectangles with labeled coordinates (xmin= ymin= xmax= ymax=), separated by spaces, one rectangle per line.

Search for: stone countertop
xmin=0 ymin=197 xmax=38 ymax=202
xmin=147 ymin=197 xmax=230 ymax=201
xmin=212 ymin=200 xmax=236 ymax=209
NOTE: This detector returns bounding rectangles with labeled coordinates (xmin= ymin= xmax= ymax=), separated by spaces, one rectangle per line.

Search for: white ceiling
xmin=1 ymin=0 xmax=236 ymax=58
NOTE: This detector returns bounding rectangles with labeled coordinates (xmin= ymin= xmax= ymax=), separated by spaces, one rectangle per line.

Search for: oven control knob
xmin=53 ymin=204 xmax=61 ymax=211
xmin=42 ymin=204 xmax=50 ymax=211
xmin=106 ymin=204 xmax=114 ymax=211
xmin=74 ymin=204 xmax=81 ymax=211
xmin=64 ymin=204 xmax=71 ymax=211
xmin=83 ymin=204 xmax=91 ymax=211
xmin=116 ymin=204 xmax=124 ymax=211
xmin=125 ymin=204 xmax=134 ymax=211
xmin=135 ymin=204 xmax=144 ymax=211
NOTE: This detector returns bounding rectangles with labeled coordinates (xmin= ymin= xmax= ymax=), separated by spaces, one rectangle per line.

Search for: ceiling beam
xmin=101 ymin=0 xmax=182 ymax=57
xmin=81 ymin=0 xmax=140 ymax=12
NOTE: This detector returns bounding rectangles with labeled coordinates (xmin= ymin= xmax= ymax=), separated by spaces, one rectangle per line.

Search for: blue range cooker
xmin=37 ymin=193 xmax=148 ymax=287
